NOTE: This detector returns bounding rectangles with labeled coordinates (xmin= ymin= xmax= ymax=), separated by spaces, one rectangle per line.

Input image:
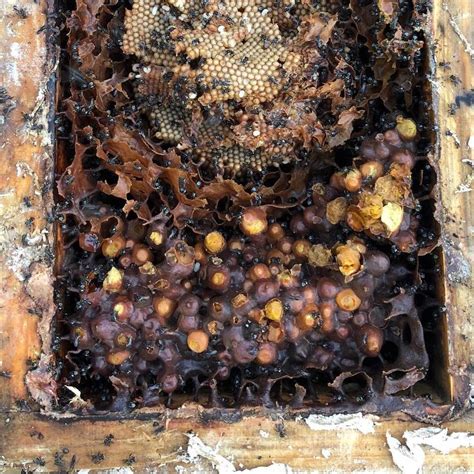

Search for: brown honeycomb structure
xmin=123 ymin=0 xmax=339 ymax=175
xmin=54 ymin=0 xmax=440 ymax=412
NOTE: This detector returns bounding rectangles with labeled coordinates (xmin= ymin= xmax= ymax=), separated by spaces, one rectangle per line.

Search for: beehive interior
xmin=53 ymin=0 xmax=449 ymax=412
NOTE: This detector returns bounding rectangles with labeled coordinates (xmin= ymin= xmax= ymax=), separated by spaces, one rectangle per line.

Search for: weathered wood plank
xmin=432 ymin=0 xmax=474 ymax=401
xmin=0 ymin=0 xmax=54 ymax=410
xmin=0 ymin=0 xmax=472 ymax=472
xmin=0 ymin=411 xmax=473 ymax=472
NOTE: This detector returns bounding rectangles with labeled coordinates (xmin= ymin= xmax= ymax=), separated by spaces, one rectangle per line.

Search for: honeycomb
xmin=54 ymin=0 xmax=440 ymax=412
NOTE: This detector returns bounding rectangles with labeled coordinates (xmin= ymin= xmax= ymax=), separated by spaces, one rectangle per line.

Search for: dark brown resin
xmin=54 ymin=0 xmax=440 ymax=411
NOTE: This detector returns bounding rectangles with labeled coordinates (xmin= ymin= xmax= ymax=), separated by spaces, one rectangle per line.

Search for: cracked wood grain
xmin=0 ymin=0 xmax=472 ymax=472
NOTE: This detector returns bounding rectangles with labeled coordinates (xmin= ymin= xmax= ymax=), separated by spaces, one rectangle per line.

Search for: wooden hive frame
xmin=0 ymin=0 xmax=472 ymax=471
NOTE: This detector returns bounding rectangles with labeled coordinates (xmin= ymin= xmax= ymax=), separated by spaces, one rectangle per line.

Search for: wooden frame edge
xmin=0 ymin=0 xmax=472 ymax=470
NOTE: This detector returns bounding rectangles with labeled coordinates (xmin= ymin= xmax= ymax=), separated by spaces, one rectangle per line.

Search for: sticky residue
xmin=442 ymin=2 xmax=474 ymax=59
xmin=386 ymin=431 xmax=425 ymax=474
xmin=443 ymin=237 xmax=472 ymax=283
xmin=387 ymin=428 xmax=474 ymax=473
xmin=321 ymin=448 xmax=331 ymax=459
xmin=183 ymin=434 xmax=293 ymax=473
xmin=305 ymin=413 xmax=378 ymax=435
xmin=404 ymin=427 xmax=474 ymax=455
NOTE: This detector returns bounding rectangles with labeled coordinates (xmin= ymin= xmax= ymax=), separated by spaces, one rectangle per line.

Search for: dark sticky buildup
xmin=56 ymin=0 xmax=437 ymax=410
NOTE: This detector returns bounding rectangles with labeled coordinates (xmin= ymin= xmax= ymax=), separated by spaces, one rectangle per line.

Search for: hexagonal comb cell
xmin=53 ymin=0 xmax=446 ymax=412
xmin=123 ymin=0 xmax=351 ymax=176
